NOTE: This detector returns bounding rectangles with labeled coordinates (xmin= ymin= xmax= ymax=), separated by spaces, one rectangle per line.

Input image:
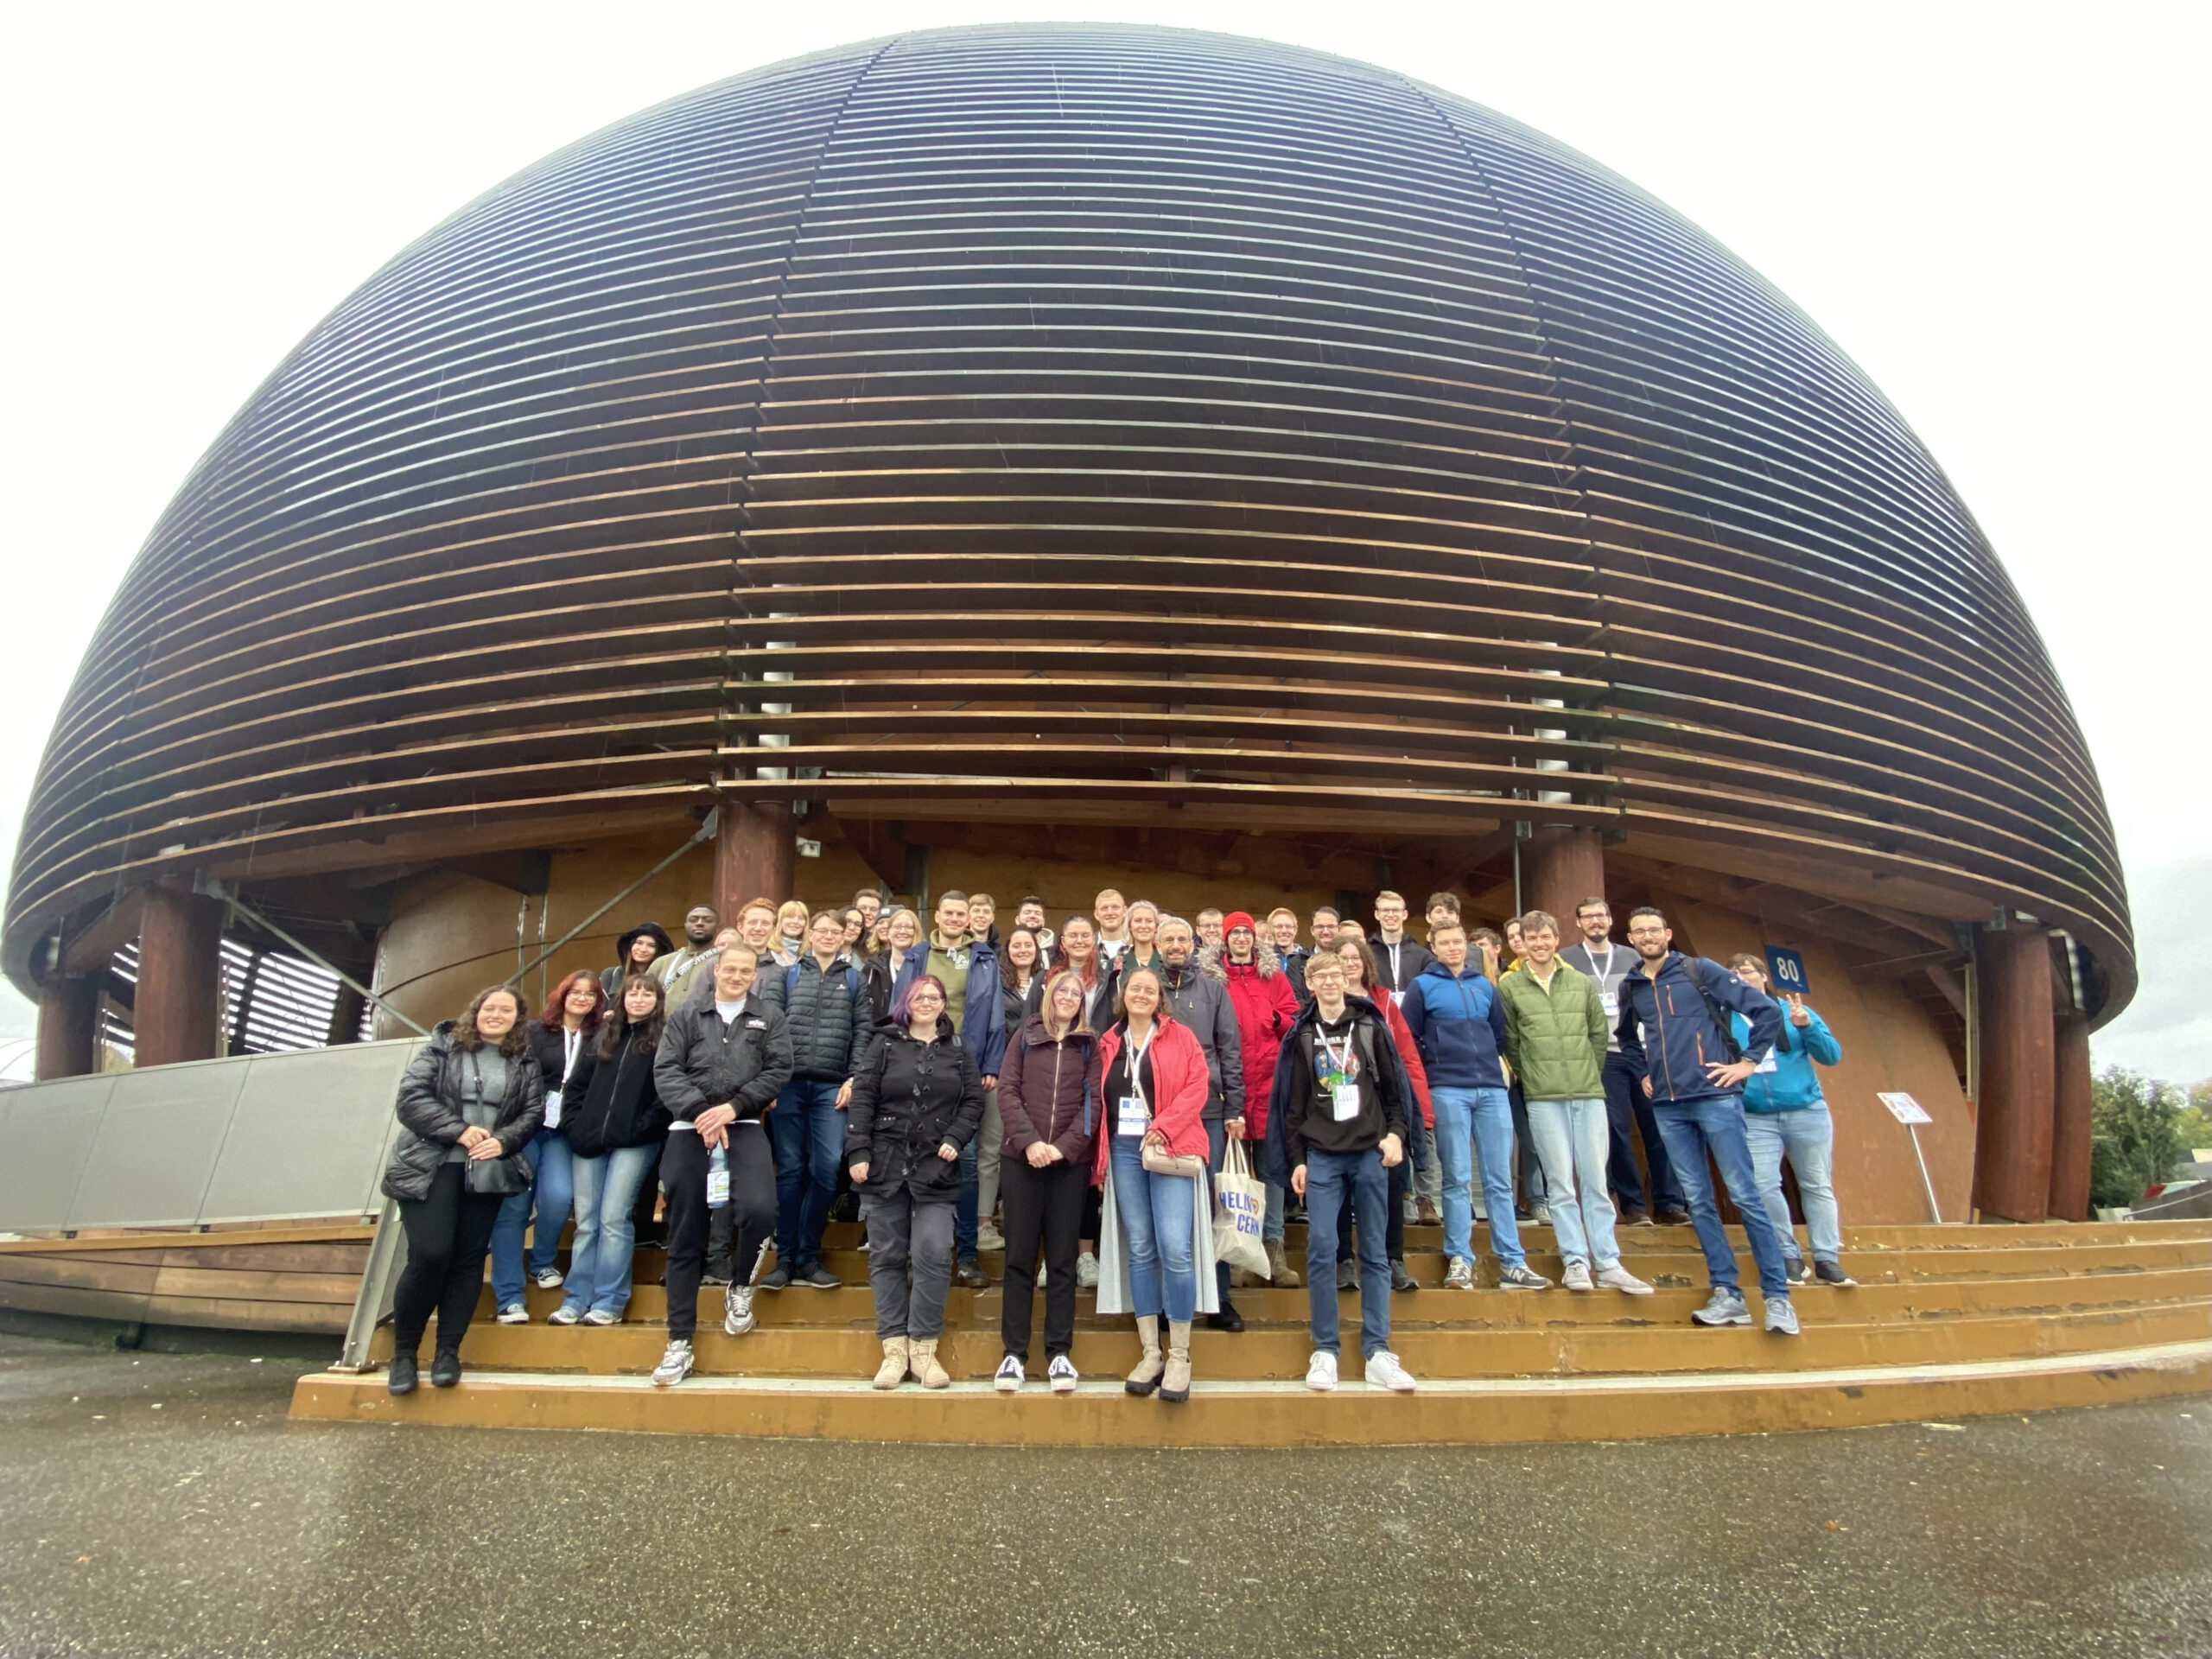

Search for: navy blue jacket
xmin=1397 ymin=958 xmax=1510 ymax=1091
xmin=1616 ymin=951 xmax=1784 ymax=1104
xmin=893 ymin=935 xmax=1008 ymax=1077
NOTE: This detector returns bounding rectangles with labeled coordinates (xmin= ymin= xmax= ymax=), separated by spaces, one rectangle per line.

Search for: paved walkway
xmin=0 ymin=1333 xmax=2202 ymax=1656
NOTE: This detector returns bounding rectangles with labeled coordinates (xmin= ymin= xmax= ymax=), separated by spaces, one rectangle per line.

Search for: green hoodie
xmin=1497 ymin=959 xmax=1609 ymax=1100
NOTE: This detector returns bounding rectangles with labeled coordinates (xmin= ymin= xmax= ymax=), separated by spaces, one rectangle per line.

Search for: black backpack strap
xmin=1684 ymin=959 xmax=1745 ymax=1064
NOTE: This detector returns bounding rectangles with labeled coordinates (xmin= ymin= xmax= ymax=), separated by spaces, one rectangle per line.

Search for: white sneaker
xmin=994 ymin=1355 xmax=1026 ymax=1393
xmin=1076 ymin=1250 xmax=1099 ymax=1289
xmin=582 ymin=1308 xmax=620 ymax=1325
xmin=547 ymin=1304 xmax=582 ymax=1325
xmin=1598 ymin=1263 xmax=1654 ymax=1296
xmin=1443 ymin=1255 xmax=1474 ymax=1290
xmin=1532 ymin=1202 xmax=1552 ymax=1226
xmin=1561 ymin=1260 xmax=1594 ymax=1292
xmin=495 ymin=1303 xmax=529 ymax=1325
xmin=1305 ymin=1350 xmax=1339 ymax=1392
xmin=723 ymin=1283 xmax=755 ymax=1337
xmin=1363 ymin=1350 xmax=1417 ymax=1393
xmin=533 ymin=1267 xmax=565 ymax=1290
xmin=1048 ymin=1355 xmax=1079 ymax=1393
xmin=652 ymin=1339 xmax=694 ymax=1387
xmin=977 ymin=1221 xmax=1007 ymax=1252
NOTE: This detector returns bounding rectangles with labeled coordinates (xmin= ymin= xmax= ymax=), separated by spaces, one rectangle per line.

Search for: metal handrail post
xmin=333 ymin=1197 xmax=406 ymax=1371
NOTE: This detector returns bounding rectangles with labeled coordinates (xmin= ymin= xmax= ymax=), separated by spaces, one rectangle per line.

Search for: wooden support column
xmin=135 ymin=887 xmax=225 ymax=1068
xmin=35 ymin=975 xmax=100 ymax=1079
xmin=1521 ymin=825 xmax=1606 ymax=927
xmin=2049 ymin=1010 xmax=2094 ymax=1222
xmin=715 ymin=801 xmax=794 ymax=923
xmin=1971 ymin=920 xmax=2056 ymax=1222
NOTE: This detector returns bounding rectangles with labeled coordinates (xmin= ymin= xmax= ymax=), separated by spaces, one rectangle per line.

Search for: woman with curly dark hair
xmin=488 ymin=971 xmax=604 ymax=1322
xmin=380 ymin=985 xmax=545 ymax=1394
xmin=554 ymin=974 xmax=670 ymax=1325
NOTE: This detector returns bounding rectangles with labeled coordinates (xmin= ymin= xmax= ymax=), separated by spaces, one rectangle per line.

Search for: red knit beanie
xmin=1223 ymin=910 xmax=1257 ymax=936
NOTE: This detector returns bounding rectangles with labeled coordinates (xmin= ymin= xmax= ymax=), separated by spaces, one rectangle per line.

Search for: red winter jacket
xmin=1218 ymin=947 xmax=1302 ymax=1139
xmin=1090 ymin=1014 xmax=1211 ymax=1185
xmin=1375 ymin=986 xmax=1434 ymax=1129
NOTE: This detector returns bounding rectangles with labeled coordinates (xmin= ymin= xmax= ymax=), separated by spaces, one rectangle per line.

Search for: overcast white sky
xmin=2 ymin=2 xmax=2203 ymax=1078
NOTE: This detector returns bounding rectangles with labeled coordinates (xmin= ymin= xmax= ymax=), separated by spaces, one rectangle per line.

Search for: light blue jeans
xmin=490 ymin=1127 xmax=573 ymax=1309
xmin=1431 ymin=1085 xmax=1524 ymax=1267
xmin=1745 ymin=1102 xmax=1842 ymax=1264
xmin=1651 ymin=1094 xmax=1792 ymax=1298
xmin=1524 ymin=1096 xmax=1621 ymax=1269
xmin=560 ymin=1141 xmax=660 ymax=1319
xmin=1109 ymin=1134 xmax=1198 ymax=1323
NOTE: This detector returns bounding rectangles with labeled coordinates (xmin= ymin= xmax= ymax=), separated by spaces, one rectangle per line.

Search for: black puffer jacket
xmin=381 ymin=1023 xmax=546 ymax=1202
xmin=760 ymin=951 xmax=870 ymax=1082
xmin=563 ymin=1024 xmax=670 ymax=1158
xmin=653 ymin=999 xmax=794 ymax=1124
xmin=843 ymin=1016 xmax=985 ymax=1203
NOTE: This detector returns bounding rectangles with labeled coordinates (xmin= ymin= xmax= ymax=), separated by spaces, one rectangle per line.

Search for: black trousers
xmin=1601 ymin=1052 xmax=1685 ymax=1212
xmin=393 ymin=1163 xmax=504 ymax=1356
xmin=999 ymin=1156 xmax=1087 ymax=1360
xmin=661 ymin=1123 xmax=775 ymax=1341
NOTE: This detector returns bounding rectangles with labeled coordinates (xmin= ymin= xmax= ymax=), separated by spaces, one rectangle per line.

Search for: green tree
xmin=2088 ymin=1066 xmax=2191 ymax=1211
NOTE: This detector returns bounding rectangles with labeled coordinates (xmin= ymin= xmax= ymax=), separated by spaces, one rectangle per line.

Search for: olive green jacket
xmin=1497 ymin=960 xmax=1609 ymax=1100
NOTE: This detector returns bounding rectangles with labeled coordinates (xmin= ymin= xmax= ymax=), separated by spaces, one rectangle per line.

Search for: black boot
xmin=387 ymin=1352 xmax=418 ymax=1395
xmin=1205 ymin=1298 xmax=1244 ymax=1333
xmin=430 ymin=1348 xmax=463 ymax=1388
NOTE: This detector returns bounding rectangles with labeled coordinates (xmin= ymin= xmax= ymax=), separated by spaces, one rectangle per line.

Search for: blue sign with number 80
xmin=1764 ymin=946 xmax=1809 ymax=996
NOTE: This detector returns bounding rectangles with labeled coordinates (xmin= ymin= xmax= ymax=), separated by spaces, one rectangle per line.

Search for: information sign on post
xmin=1764 ymin=946 xmax=1810 ymax=997
xmin=1878 ymin=1092 xmax=1942 ymax=1220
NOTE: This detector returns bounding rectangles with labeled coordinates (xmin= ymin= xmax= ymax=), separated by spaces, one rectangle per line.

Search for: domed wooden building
xmin=7 ymin=24 xmax=2125 ymax=1224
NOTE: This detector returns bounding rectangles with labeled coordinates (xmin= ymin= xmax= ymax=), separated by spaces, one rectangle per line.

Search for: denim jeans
xmin=1650 ymin=1094 xmax=1792 ymax=1297
xmin=1745 ymin=1103 xmax=1842 ymax=1263
xmin=560 ymin=1141 xmax=659 ymax=1318
xmin=489 ymin=1127 xmax=573 ymax=1309
xmin=770 ymin=1077 xmax=847 ymax=1272
xmin=1302 ymin=1146 xmax=1389 ymax=1358
xmin=1412 ymin=1114 xmax=1441 ymax=1211
xmin=1524 ymin=1097 xmax=1621 ymax=1269
xmin=1109 ymin=1133 xmax=1198 ymax=1322
xmin=1431 ymin=1085 xmax=1524 ymax=1267
xmin=1262 ymin=1179 xmax=1288 ymax=1243
xmin=955 ymin=1134 xmax=981 ymax=1263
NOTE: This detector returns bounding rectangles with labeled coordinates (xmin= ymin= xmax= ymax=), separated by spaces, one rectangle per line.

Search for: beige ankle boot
xmin=1160 ymin=1319 xmax=1193 ymax=1402
xmin=1124 ymin=1314 xmax=1165 ymax=1395
xmin=1266 ymin=1236 xmax=1301 ymax=1289
xmin=910 ymin=1337 xmax=950 ymax=1389
xmin=873 ymin=1336 xmax=910 ymax=1389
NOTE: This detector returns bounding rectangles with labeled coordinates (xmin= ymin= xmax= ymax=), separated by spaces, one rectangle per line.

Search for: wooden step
xmin=476 ymin=1263 xmax=2212 ymax=1331
xmin=291 ymin=1338 xmax=2212 ymax=1446
xmin=382 ymin=1299 xmax=2212 ymax=1382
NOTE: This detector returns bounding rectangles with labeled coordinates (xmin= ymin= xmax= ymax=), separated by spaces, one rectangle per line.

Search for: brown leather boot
xmin=1160 ymin=1319 xmax=1192 ymax=1402
xmin=1265 ymin=1236 xmax=1301 ymax=1289
xmin=1124 ymin=1314 xmax=1164 ymax=1395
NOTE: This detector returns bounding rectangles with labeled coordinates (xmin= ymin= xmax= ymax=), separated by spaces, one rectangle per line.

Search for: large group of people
xmin=380 ymin=882 xmax=1853 ymax=1396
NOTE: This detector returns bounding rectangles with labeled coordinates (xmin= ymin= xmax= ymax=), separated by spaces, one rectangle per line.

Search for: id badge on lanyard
xmin=1117 ymin=1027 xmax=1155 ymax=1136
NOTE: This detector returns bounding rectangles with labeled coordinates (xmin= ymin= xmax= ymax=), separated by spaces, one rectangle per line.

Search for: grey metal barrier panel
xmin=0 ymin=1075 xmax=118 ymax=1232
xmin=196 ymin=1041 xmax=423 ymax=1226
xmin=0 ymin=1040 xmax=426 ymax=1235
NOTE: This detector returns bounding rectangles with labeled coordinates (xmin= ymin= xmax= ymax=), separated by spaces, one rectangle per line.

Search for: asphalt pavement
xmin=0 ymin=1332 xmax=2203 ymax=1657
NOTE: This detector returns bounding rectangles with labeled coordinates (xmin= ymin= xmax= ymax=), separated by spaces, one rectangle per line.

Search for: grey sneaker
xmin=1693 ymin=1287 xmax=1752 ymax=1326
xmin=723 ymin=1283 xmax=755 ymax=1337
xmin=1497 ymin=1262 xmax=1551 ymax=1290
xmin=582 ymin=1308 xmax=620 ymax=1326
xmin=547 ymin=1304 xmax=582 ymax=1325
xmin=652 ymin=1339 xmax=694 ymax=1387
xmin=1335 ymin=1260 xmax=1357 ymax=1292
xmin=1814 ymin=1259 xmax=1856 ymax=1287
xmin=494 ymin=1303 xmax=529 ymax=1325
xmin=1785 ymin=1256 xmax=1813 ymax=1286
xmin=1531 ymin=1201 xmax=1552 ymax=1226
xmin=1560 ymin=1259 xmax=1594 ymax=1292
xmin=799 ymin=1262 xmax=841 ymax=1289
xmin=1597 ymin=1263 xmax=1655 ymax=1296
xmin=1443 ymin=1255 xmax=1474 ymax=1290
xmin=1764 ymin=1296 xmax=1801 ymax=1336
xmin=760 ymin=1264 xmax=792 ymax=1291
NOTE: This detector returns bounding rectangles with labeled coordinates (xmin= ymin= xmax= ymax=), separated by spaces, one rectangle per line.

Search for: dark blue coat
xmin=1397 ymin=958 xmax=1510 ymax=1091
xmin=1616 ymin=951 xmax=1785 ymax=1104
xmin=893 ymin=937 xmax=1008 ymax=1077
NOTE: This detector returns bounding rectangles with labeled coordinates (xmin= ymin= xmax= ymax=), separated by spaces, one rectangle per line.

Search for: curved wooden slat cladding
xmin=4 ymin=24 xmax=2132 ymax=1015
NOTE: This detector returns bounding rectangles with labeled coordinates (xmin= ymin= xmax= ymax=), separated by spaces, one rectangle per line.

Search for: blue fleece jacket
xmin=1731 ymin=1004 xmax=1842 ymax=1112
xmin=893 ymin=937 xmax=1007 ymax=1077
xmin=1397 ymin=958 xmax=1510 ymax=1091
xmin=1616 ymin=950 xmax=1784 ymax=1104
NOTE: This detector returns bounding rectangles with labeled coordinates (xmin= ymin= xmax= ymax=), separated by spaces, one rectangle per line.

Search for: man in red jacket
xmin=1217 ymin=911 xmax=1304 ymax=1287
